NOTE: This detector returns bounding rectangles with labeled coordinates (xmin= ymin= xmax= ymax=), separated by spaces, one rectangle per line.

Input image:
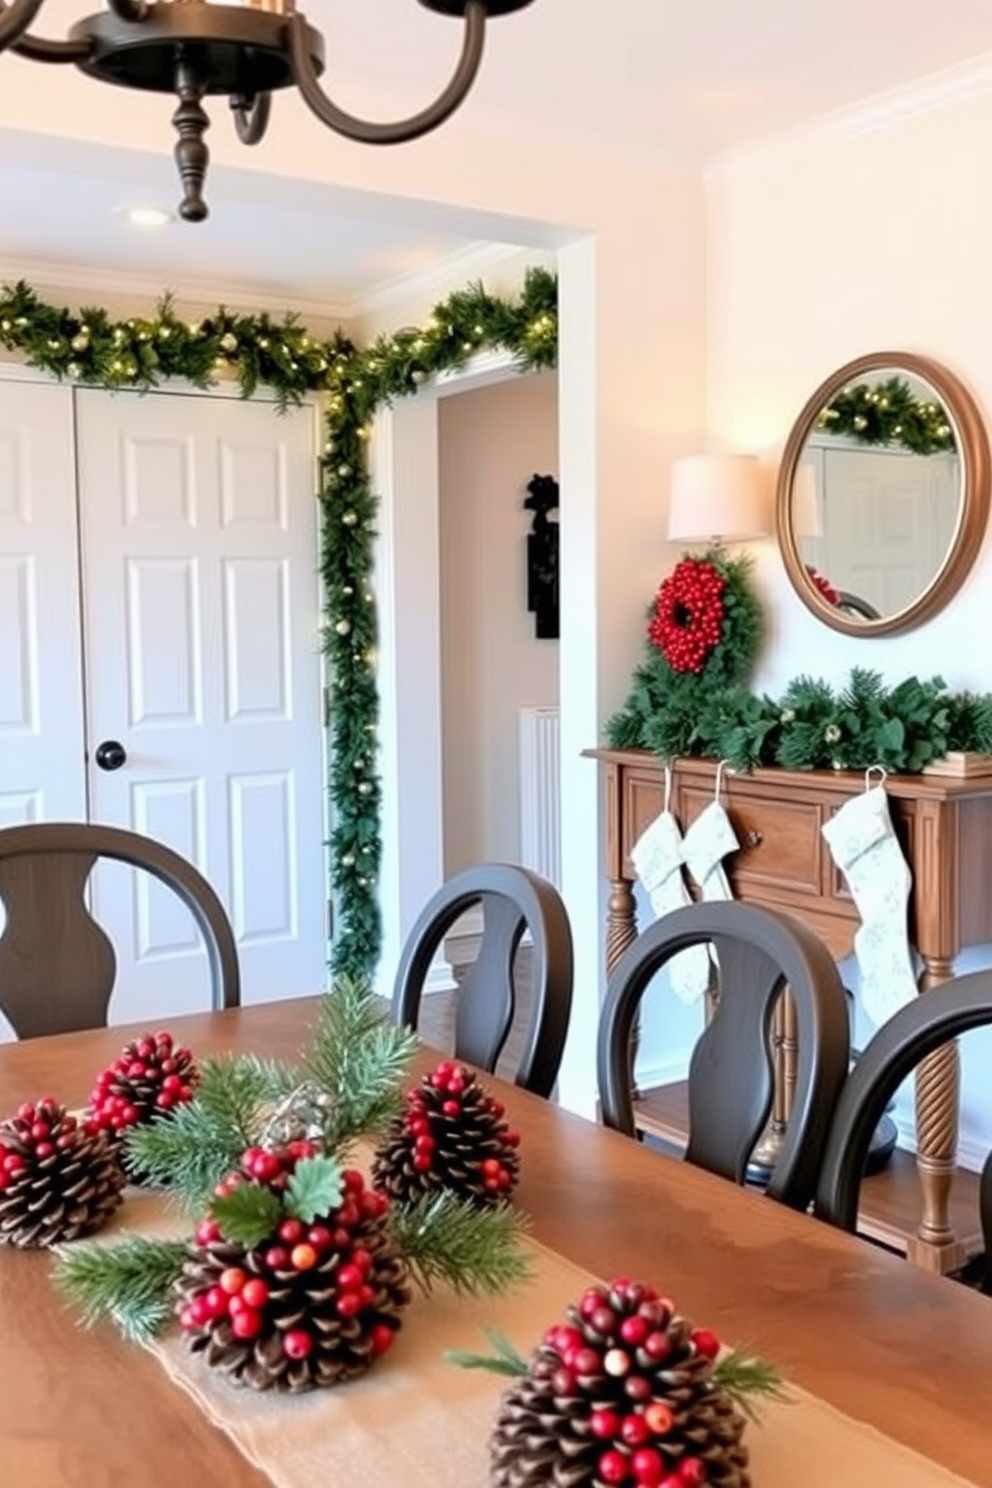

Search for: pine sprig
xmin=445 ymin=1326 xmax=529 ymax=1377
xmin=302 ymin=973 xmax=418 ymax=1144
xmin=54 ymin=1236 xmax=187 ymax=1343
xmin=389 ymin=1193 xmax=533 ymax=1297
xmin=124 ymin=1053 xmax=293 ymax=1209
xmin=712 ymin=1348 xmax=790 ymax=1423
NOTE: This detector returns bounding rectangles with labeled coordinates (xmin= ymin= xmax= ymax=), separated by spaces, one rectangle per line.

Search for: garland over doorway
xmin=0 ymin=269 xmax=559 ymax=977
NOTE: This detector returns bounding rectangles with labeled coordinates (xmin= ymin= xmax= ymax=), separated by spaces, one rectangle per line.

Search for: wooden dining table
xmin=2 ymin=997 xmax=991 ymax=1488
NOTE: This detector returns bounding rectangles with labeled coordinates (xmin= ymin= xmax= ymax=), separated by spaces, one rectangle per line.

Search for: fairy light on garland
xmin=0 ymin=269 xmax=558 ymax=978
xmin=817 ymin=376 xmax=956 ymax=456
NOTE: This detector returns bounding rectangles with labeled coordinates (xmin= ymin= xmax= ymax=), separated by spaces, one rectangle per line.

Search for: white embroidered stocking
xmin=821 ymin=773 xmax=918 ymax=1026
xmin=630 ymin=767 xmax=710 ymax=1003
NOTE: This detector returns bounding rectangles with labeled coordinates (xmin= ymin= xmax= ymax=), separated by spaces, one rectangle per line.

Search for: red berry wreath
xmin=647 ymin=558 xmax=726 ymax=674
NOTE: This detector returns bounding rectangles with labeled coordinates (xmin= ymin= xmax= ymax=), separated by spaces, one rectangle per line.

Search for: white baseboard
xmin=633 ymin=1051 xmax=691 ymax=1090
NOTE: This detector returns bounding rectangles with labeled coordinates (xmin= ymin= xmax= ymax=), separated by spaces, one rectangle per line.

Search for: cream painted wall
xmin=706 ymin=85 xmax=992 ymax=1165
xmin=438 ymin=373 xmax=559 ymax=874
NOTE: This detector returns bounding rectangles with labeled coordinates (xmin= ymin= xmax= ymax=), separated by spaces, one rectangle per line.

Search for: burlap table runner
xmin=112 ymin=1192 xmax=977 ymax=1488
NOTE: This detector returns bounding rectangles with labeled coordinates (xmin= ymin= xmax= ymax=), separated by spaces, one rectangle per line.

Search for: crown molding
xmin=0 ymin=255 xmax=355 ymax=325
xmin=705 ymin=49 xmax=992 ymax=187
xmin=350 ymin=240 xmax=538 ymax=319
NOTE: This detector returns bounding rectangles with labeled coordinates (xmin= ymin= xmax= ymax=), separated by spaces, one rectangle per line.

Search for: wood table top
xmin=2 ymin=998 xmax=991 ymax=1488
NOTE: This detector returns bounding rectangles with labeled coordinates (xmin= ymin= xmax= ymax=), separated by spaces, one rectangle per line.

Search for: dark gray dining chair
xmin=597 ymin=900 xmax=851 ymax=1211
xmin=391 ymin=863 xmax=573 ymax=1098
xmin=0 ymin=821 xmax=240 ymax=1039
xmin=815 ymin=969 xmax=992 ymax=1289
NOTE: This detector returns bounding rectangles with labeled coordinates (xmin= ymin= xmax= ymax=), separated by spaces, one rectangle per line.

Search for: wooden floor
xmin=635 ymin=1080 xmax=985 ymax=1261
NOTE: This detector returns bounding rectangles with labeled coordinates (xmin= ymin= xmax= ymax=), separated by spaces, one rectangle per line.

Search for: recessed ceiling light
xmin=123 ymin=206 xmax=174 ymax=230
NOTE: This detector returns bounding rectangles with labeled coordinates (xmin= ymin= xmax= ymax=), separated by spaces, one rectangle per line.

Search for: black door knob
xmin=94 ymin=740 xmax=127 ymax=771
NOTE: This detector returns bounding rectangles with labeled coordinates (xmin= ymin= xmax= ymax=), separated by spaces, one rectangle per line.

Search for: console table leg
xmin=908 ymin=956 xmax=966 ymax=1274
xmin=606 ymin=878 xmax=638 ymax=972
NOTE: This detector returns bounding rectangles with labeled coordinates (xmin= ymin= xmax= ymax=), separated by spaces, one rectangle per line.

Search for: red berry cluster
xmin=406 ymin=1060 xmax=520 ymax=1192
xmin=805 ymin=564 xmax=840 ymax=606
xmin=542 ymin=1279 xmax=721 ymax=1488
xmin=648 ymin=558 xmax=726 ymax=675
xmin=0 ymin=1098 xmax=79 ymax=1189
xmin=85 ymin=1030 xmax=198 ymax=1136
xmin=181 ymin=1148 xmax=395 ymax=1365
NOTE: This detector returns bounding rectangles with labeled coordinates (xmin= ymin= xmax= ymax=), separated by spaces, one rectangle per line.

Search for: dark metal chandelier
xmin=0 ymin=0 xmax=533 ymax=222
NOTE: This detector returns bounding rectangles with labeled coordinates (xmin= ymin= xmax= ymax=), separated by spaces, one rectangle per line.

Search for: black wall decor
xmin=523 ymin=472 xmax=560 ymax=639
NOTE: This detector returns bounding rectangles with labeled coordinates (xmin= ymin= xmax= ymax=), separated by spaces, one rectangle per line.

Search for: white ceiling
xmin=3 ymin=0 xmax=992 ymax=309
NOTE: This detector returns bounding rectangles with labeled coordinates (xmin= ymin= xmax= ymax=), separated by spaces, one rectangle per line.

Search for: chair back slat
xmin=597 ymin=901 xmax=851 ymax=1211
xmin=392 ymin=863 xmax=573 ymax=1098
xmin=0 ymin=822 xmax=240 ymax=1038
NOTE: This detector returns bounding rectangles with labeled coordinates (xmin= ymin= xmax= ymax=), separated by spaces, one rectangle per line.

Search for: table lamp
xmin=667 ymin=453 xmax=768 ymax=544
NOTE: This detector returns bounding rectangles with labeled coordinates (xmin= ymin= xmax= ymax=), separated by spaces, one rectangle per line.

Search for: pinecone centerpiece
xmin=87 ymin=1029 xmax=199 ymax=1144
xmin=176 ymin=1142 xmax=411 ymax=1392
xmin=0 ymin=1097 xmax=126 ymax=1248
xmin=491 ymin=1279 xmax=762 ymax=1488
xmin=372 ymin=1059 xmax=521 ymax=1208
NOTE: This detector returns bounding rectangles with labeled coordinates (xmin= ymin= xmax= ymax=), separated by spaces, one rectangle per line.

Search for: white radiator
xmin=518 ymin=707 xmax=561 ymax=889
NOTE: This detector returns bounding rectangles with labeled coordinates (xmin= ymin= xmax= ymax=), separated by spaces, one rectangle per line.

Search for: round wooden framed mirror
xmin=775 ymin=352 xmax=991 ymax=637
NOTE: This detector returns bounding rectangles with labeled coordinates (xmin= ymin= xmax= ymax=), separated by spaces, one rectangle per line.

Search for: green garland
xmin=817 ymin=376 xmax=956 ymax=455
xmin=610 ymin=665 xmax=992 ymax=776
xmin=0 ymin=269 xmax=558 ymax=978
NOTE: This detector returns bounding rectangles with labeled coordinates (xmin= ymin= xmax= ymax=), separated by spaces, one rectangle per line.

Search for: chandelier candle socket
xmin=0 ymin=0 xmax=536 ymax=222
xmin=483 ymin=1279 xmax=784 ymax=1488
xmin=0 ymin=1098 xmax=126 ymax=1247
xmin=372 ymin=1060 xmax=521 ymax=1208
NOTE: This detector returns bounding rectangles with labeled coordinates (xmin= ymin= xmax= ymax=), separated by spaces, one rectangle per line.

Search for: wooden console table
xmin=587 ymin=747 xmax=992 ymax=1273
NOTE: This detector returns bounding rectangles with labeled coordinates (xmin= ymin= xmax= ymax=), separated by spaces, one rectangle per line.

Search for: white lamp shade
xmin=791 ymin=460 xmax=822 ymax=538
xmin=667 ymin=453 xmax=768 ymax=543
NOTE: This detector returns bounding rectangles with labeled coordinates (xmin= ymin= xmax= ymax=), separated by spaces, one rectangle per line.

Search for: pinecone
xmin=490 ymin=1279 xmax=751 ymax=1488
xmin=176 ymin=1149 xmax=411 ymax=1392
xmin=87 ymin=1029 xmax=199 ymax=1179
xmin=372 ymin=1060 xmax=520 ymax=1208
xmin=0 ymin=1098 xmax=126 ymax=1247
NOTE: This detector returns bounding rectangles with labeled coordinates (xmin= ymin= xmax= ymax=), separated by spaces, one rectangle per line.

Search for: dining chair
xmin=0 ymin=821 xmax=240 ymax=1039
xmin=815 ymin=970 xmax=992 ymax=1285
xmin=391 ymin=863 xmax=573 ymax=1098
xmin=597 ymin=900 xmax=851 ymax=1211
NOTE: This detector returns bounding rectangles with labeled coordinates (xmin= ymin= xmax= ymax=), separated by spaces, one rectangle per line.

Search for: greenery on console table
xmin=0 ymin=269 xmax=558 ymax=977
xmin=607 ymin=666 xmax=992 ymax=775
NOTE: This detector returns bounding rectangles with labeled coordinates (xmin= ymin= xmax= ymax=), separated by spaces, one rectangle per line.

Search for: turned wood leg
xmin=908 ymin=954 xmax=965 ymax=1274
xmin=606 ymin=879 xmax=640 ymax=1096
xmin=606 ymin=878 xmax=638 ymax=972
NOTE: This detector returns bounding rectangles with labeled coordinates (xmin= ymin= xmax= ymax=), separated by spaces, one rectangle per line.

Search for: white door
xmin=0 ymin=379 xmax=87 ymax=828
xmin=75 ymin=387 xmax=328 ymax=1020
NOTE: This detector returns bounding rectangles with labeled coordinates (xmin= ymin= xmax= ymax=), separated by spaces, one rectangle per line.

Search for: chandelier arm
xmin=11 ymin=26 xmax=90 ymax=60
xmin=231 ymin=90 xmax=272 ymax=147
xmin=287 ymin=0 xmax=487 ymax=144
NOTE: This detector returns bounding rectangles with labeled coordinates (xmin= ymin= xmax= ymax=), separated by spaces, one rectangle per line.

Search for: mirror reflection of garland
xmin=817 ymin=375 xmax=956 ymax=455
xmin=0 ymin=270 xmax=558 ymax=979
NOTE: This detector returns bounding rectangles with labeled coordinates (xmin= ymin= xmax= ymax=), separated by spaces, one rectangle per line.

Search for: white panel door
xmin=0 ymin=379 xmax=87 ymax=827
xmin=75 ymin=388 xmax=327 ymax=1019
